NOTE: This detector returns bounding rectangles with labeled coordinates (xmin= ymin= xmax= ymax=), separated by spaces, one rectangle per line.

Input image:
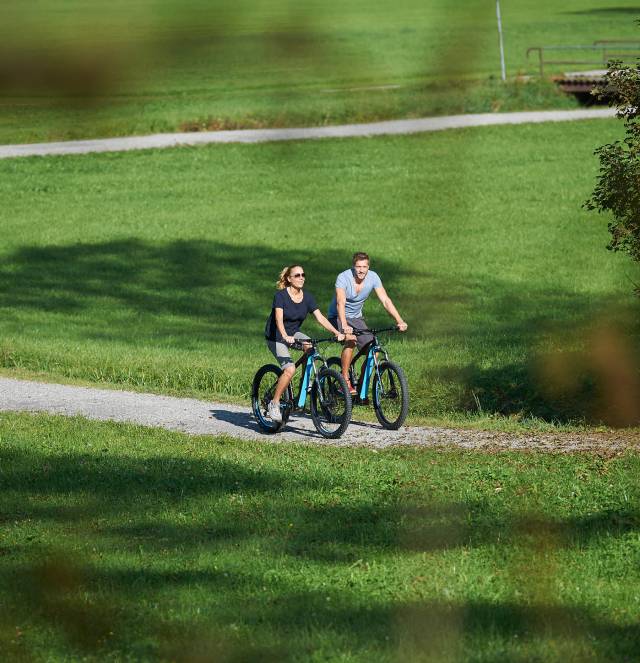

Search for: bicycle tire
xmin=372 ymin=360 xmax=409 ymax=430
xmin=251 ymin=364 xmax=292 ymax=434
xmin=310 ymin=368 xmax=352 ymax=439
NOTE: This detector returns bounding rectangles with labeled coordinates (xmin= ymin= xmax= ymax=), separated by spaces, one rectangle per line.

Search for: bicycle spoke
xmin=373 ymin=361 xmax=409 ymax=430
xmin=310 ymin=368 xmax=352 ymax=438
xmin=252 ymin=364 xmax=291 ymax=434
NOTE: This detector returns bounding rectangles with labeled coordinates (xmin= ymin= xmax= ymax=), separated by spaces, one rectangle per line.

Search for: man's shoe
xmin=267 ymin=401 xmax=282 ymax=422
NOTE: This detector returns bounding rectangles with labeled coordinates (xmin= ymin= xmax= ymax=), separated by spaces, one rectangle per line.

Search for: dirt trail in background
xmin=0 ymin=109 xmax=616 ymax=159
xmin=1 ymin=377 xmax=637 ymax=453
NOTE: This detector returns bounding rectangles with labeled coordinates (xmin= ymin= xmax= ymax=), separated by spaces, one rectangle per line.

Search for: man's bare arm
xmin=374 ymin=286 xmax=408 ymax=331
xmin=336 ymin=288 xmax=353 ymax=334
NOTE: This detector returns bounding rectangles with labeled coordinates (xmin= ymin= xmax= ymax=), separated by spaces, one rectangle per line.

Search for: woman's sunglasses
xmin=291 ymin=272 xmax=305 ymax=278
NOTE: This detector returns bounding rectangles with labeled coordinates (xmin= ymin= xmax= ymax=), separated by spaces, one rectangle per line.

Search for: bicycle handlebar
xmin=351 ymin=326 xmax=400 ymax=336
xmin=288 ymin=328 xmax=401 ymax=348
xmin=290 ymin=336 xmax=341 ymax=348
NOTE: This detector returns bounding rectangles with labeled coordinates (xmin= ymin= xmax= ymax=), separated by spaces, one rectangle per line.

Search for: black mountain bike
xmin=252 ymin=337 xmax=352 ymax=439
xmin=327 ymin=326 xmax=409 ymax=429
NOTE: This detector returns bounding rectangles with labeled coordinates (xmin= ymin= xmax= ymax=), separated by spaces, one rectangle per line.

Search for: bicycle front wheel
xmin=372 ymin=360 xmax=409 ymax=429
xmin=310 ymin=368 xmax=352 ymax=439
xmin=251 ymin=364 xmax=292 ymax=434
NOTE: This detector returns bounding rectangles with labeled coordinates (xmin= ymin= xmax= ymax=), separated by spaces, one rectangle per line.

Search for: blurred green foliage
xmin=587 ymin=55 xmax=640 ymax=281
xmin=0 ymin=0 xmax=637 ymax=142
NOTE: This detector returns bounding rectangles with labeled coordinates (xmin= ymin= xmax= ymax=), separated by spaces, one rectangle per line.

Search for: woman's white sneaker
xmin=268 ymin=401 xmax=282 ymax=422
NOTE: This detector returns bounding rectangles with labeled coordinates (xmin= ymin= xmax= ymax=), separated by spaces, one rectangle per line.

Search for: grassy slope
xmin=1 ymin=0 xmax=639 ymax=142
xmin=1 ymin=411 xmax=639 ymax=661
xmin=1 ymin=118 xmax=638 ymax=429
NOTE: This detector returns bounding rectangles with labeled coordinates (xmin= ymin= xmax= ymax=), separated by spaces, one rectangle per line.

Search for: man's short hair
xmin=352 ymin=252 xmax=370 ymax=264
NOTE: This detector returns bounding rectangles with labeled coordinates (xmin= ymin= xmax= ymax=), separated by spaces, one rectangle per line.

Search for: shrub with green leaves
xmin=586 ymin=56 xmax=640 ymax=279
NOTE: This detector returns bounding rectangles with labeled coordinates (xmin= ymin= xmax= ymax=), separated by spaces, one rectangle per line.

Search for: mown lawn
xmin=1 ymin=411 xmax=639 ymax=661
xmin=1 ymin=118 xmax=638 ymax=430
xmin=1 ymin=0 xmax=638 ymax=142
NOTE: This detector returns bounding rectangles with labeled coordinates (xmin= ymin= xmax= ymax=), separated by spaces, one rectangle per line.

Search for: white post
xmin=496 ymin=0 xmax=506 ymax=81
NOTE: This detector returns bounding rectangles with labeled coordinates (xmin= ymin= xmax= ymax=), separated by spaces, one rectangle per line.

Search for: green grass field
xmin=1 ymin=411 xmax=639 ymax=660
xmin=1 ymin=0 xmax=639 ymax=142
xmin=1 ymin=118 xmax=639 ymax=429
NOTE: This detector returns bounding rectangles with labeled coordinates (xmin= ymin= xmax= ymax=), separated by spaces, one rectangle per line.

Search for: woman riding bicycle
xmin=264 ymin=264 xmax=344 ymax=422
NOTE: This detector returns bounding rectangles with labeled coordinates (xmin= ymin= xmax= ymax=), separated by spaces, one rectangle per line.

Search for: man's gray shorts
xmin=330 ymin=317 xmax=373 ymax=350
xmin=266 ymin=331 xmax=310 ymax=369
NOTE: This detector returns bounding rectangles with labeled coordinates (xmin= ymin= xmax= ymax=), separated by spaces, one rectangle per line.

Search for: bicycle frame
xmin=350 ymin=334 xmax=390 ymax=400
xmin=290 ymin=344 xmax=328 ymax=409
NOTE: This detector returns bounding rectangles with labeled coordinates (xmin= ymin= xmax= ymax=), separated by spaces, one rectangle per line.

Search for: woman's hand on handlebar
xmin=289 ymin=336 xmax=312 ymax=351
xmin=397 ymin=321 xmax=408 ymax=332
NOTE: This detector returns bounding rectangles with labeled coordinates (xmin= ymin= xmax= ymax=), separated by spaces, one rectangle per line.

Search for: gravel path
xmin=1 ymin=377 xmax=637 ymax=453
xmin=0 ymin=109 xmax=616 ymax=159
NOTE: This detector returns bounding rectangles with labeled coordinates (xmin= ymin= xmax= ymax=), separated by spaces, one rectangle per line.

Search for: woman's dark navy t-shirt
xmin=265 ymin=289 xmax=319 ymax=342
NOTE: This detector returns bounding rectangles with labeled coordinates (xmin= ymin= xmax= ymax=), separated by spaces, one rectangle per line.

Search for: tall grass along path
xmin=1 ymin=377 xmax=636 ymax=453
xmin=0 ymin=109 xmax=615 ymax=159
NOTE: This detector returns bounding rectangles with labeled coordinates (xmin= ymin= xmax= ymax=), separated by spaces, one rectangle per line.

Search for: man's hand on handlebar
xmin=284 ymin=335 xmax=296 ymax=345
xmin=397 ymin=321 xmax=408 ymax=332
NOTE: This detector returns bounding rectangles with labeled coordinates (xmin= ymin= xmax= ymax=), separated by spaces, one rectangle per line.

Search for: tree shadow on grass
xmin=4 ymin=549 xmax=640 ymax=661
xmin=1 ymin=440 xmax=639 ymax=659
xmin=3 ymin=443 xmax=639 ymax=553
xmin=563 ymin=7 xmax=640 ymax=15
xmin=411 ymin=272 xmax=640 ymax=425
xmin=0 ymin=238 xmax=420 ymax=343
xmin=2 ymin=238 xmax=640 ymax=424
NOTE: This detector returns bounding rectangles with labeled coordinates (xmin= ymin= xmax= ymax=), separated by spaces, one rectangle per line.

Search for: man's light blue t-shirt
xmin=327 ymin=268 xmax=382 ymax=319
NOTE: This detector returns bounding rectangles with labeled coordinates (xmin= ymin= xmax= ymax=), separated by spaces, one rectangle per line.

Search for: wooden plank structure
xmin=552 ymin=72 xmax=606 ymax=94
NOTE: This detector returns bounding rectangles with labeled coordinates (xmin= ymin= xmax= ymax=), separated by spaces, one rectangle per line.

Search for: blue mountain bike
xmin=252 ymin=337 xmax=352 ymax=439
xmin=328 ymin=326 xmax=409 ymax=430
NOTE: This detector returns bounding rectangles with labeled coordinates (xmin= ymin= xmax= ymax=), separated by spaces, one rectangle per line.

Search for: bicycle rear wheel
xmin=252 ymin=364 xmax=292 ymax=434
xmin=326 ymin=356 xmax=357 ymax=392
xmin=310 ymin=368 xmax=352 ymax=438
xmin=372 ymin=360 xmax=409 ymax=429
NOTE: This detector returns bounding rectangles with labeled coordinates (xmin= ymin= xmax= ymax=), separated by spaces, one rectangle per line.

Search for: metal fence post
xmin=496 ymin=0 xmax=506 ymax=81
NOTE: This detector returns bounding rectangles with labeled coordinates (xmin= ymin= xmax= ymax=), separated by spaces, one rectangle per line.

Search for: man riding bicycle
xmin=327 ymin=252 xmax=408 ymax=395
